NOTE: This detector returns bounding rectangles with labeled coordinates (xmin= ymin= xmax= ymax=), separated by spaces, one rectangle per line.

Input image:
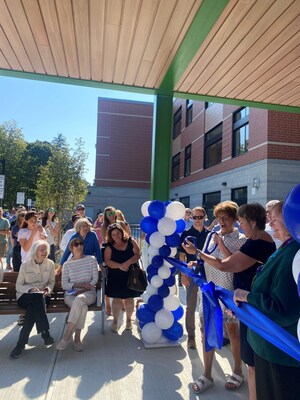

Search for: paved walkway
xmin=0 ymin=257 xmax=249 ymax=399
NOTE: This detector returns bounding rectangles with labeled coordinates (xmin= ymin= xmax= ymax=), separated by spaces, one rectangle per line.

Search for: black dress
xmin=235 ymin=239 xmax=276 ymax=366
xmin=106 ymin=238 xmax=139 ymax=299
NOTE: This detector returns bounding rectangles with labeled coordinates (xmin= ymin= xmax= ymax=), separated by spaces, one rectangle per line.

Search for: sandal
xmin=17 ymin=314 xmax=26 ymax=326
xmin=125 ymin=321 xmax=132 ymax=330
xmin=225 ymin=373 xmax=244 ymax=390
xmin=192 ymin=375 xmax=214 ymax=394
xmin=111 ymin=322 xmax=118 ymax=333
xmin=56 ymin=338 xmax=72 ymax=351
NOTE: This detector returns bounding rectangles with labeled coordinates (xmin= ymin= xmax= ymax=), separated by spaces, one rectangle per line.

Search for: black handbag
xmin=127 ymin=263 xmax=147 ymax=293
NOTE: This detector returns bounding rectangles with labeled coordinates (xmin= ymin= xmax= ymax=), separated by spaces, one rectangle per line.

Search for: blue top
xmin=59 ymin=230 xmax=103 ymax=265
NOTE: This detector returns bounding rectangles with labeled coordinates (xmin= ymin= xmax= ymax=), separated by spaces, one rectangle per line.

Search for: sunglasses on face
xmin=192 ymin=215 xmax=205 ymax=220
xmin=73 ymin=242 xmax=84 ymax=247
xmin=106 ymin=211 xmax=116 ymax=217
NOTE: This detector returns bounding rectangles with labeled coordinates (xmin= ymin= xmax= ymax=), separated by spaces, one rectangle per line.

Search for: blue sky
xmin=0 ymin=76 xmax=153 ymax=184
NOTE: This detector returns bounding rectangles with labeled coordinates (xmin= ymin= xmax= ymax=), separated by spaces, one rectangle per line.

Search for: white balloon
xmin=151 ymin=275 xmax=163 ymax=288
xmin=155 ymin=309 xmax=174 ymax=330
xmin=164 ymin=295 xmax=180 ymax=311
xmin=141 ymin=322 xmax=162 ymax=344
xmin=157 ymin=335 xmax=170 ymax=344
xmin=163 ymin=260 xmax=173 ymax=269
xmin=169 ymin=285 xmax=177 ymax=295
xmin=170 ymin=247 xmax=177 ymax=257
xmin=149 ymin=231 xmax=165 ymax=248
xmin=157 ymin=217 xmax=177 ymax=236
xmin=298 ymin=318 xmax=300 ymax=342
xmin=141 ymin=201 xmax=151 ymax=217
xmin=165 ymin=201 xmax=186 ymax=220
xmin=146 ymin=284 xmax=158 ymax=296
xmin=141 ymin=292 xmax=150 ymax=303
xmin=148 ymin=245 xmax=160 ymax=257
xmin=158 ymin=265 xmax=171 ymax=279
xmin=292 ymin=250 xmax=300 ymax=284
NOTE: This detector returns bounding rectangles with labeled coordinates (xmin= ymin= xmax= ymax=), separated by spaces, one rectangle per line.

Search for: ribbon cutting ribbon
xmin=165 ymin=256 xmax=300 ymax=362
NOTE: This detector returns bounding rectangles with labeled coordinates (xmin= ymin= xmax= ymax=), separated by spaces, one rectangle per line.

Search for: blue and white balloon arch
xmin=137 ymin=200 xmax=185 ymax=344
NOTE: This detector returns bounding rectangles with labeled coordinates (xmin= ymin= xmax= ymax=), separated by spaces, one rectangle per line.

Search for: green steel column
xmin=151 ymin=93 xmax=173 ymax=201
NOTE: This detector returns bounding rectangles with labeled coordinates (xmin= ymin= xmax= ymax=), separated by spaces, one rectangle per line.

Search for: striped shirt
xmin=61 ymin=255 xmax=98 ymax=292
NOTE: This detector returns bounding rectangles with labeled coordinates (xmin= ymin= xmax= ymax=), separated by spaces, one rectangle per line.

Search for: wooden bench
xmin=0 ymin=272 xmax=105 ymax=334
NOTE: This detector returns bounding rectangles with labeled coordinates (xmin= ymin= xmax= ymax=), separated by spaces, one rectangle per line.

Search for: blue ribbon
xmin=165 ymin=256 xmax=300 ymax=362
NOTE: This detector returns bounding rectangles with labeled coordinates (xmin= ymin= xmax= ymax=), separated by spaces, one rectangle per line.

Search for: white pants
xmin=64 ymin=290 xmax=96 ymax=330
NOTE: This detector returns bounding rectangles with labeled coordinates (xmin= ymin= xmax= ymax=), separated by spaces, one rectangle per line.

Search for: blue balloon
xmin=148 ymin=295 xmax=164 ymax=312
xmin=172 ymin=305 xmax=184 ymax=321
xmin=145 ymin=233 xmax=151 ymax=244
xmin=283 ymin=183 xmax=300 ymax=243
xmin=136 ymin=304 xmax=156 ymax=324
xmin=147 ymin=264 xmax=157 ymax=276
xmin=159 ymin=245 xmax=171 ymax=257
xmin=163 ymin=321 xmax=183 ymax=341
xmin=139 ymin=321 xmax=145 ymax=329
xmin=170 ymin=266 xmax=177 ymax=275
xmin=148 ymin=200 xmax=166 ymax=220
xmin=164 ymin=275 xmax=176 ymax=287
xmin=165 ymin=233 xmax=181 ymax=247
xmin=147 ymin=271 xmax=156 ymax=283
xmin=151 ymin=255 xmax=164 ymax=268
xmin=164 ymin=201 xmax=172 ymax=206
xmin=157 ymin=284 xmax=170 ymax=298
xmin=176 ymin=219 xmax=185 ymax=233
xmin=140 ymin=216 xmax=158 ymax=235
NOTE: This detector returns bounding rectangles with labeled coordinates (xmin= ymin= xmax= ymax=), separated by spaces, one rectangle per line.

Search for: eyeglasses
xmin=217 ymin=216 xmax=231 ymax=222
xmin=77 ymin=208 xmax=84 ymax=211
xmin=192 ymin=215 xmax=205 ymax=220
xmin=106 ymin=211 xmax=116 ymax=217
xmin=185 ymin=211 xmax=191 ymax=214
xmin=73 ymin=242 xmax=84 ymax=247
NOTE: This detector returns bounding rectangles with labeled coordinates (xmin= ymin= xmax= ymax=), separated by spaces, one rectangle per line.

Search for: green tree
xmin=0 ymin=121 xmax=27 ymax=208
xmin=35 ymin=134 xmax=88 ymax=224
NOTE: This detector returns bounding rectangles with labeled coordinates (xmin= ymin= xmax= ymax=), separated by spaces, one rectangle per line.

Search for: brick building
xmin=86 ymin=97 xmax=300 ymax=223
xmin=170 ymin=100 xmax=300 ymax=221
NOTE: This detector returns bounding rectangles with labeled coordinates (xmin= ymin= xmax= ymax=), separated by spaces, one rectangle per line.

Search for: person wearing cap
xmin=60 ymin=214 xmax=80 ymax=252
xmin=75 ymin=204 xmax=92 ymax=224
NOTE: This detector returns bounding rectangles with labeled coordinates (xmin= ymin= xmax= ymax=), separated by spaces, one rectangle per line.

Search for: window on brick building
xmin=203 ymin=191 xmax=221 ymax=223
xmin=233 ymin=107 xmax=249 ymax=157
xmin=204 ymin=124 xmax=222 ymax=169
xmin=171 ymin=153 xmax=180 ymax=182
xmin=184 ymin=144 xmax=192 ymax=177
xmin=231 ymin=187 xmax=248 ymax=206
xmin=173 ymin=107 xmax=182 ymax=139
xmin=180 ymin=196 xmax=190 ymax=208
xmin=186 ymin=100 xmax=193 ymax=127
xmin=205 ymin=101 xmax=215 ymax=109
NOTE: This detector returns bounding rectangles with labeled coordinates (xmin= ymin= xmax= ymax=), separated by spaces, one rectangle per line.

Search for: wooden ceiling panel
xmin=145 ymin=0 xmax=201 ymax=88
xmin=6 ymin=0 xmax=45 ymax=73
xmin=55 ymin=0 xmax=79 ymax=78
xmin=22 ymin=0 xmax=57 ymax=75
xmin=0 ymin=0 xmax=33 ymax=71
xmin=73 ymin=0 xmax=90 ymax=79
xmin=123 ymin=0 xmax=159 ymax=85
xmin=39 ymin=0 xmax=69 ymax=76
xmin=217 ymin=1 xmax=299 ymax=99
xmin=175 ymin=0 xmax=254 ymax=93
xmin=114 ymin=0 xmax=141 ymax=84
xmin=0 ymin=25 xmax=22 ymax=70
xmin=0 ymin=49 xmax=10 ymax=69
xmin=89 ymin=0 xmax=105 ymax=81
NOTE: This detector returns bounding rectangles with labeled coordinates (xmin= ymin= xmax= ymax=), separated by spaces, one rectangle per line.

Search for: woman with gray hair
xmin=56 ymin=217 xmax=103 ymax=275
xmin=10 ymin=240 xmax=55 ymax=358
xmin=56 ymin=237 xmax=98 ymax=351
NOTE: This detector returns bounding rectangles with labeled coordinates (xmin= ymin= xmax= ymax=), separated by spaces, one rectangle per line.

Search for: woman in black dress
xmin=104 ymin=223 xmax=140 ymax=333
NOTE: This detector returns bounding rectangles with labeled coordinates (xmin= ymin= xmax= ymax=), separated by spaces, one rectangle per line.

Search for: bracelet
xmin=196 ymin=249 xmax=202 ymax=259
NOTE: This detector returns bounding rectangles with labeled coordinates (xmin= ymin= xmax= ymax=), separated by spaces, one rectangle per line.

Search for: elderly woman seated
xmin=56 ymin=237 xmax=99 ymax=352
xmin=10 ymin=240 xmax=55 ymax=358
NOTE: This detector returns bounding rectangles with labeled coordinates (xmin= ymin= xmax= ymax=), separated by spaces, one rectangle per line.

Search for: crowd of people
xmin=0 ymin=198 xmax=299 ymax=399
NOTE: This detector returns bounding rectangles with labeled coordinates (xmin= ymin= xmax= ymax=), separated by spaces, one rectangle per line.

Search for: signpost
xmin=0 ymin=175 xmax=5 ymax=204
xmin=16 ymin=192 xmax=25 ymax=205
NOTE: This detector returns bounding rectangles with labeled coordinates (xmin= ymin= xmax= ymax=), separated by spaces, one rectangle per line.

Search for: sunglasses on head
xmin=106 ymin=211 xmax=116 ymax=216
xmin=49 ymin=208 xmax=56 ymax=212
xmin=192 ymin=215 xmax=205 ymax=220
xmin=73 ymin=242 xmax=84 ymax=247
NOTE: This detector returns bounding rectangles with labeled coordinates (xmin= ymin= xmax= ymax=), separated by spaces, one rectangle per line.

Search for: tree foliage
xmin=0 ymin=123 xmax=88 ymax=218
xmin=35 ymin=134 xmax=88 ymax=222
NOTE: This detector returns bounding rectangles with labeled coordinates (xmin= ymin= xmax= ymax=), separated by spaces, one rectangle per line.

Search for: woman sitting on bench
xmin=56 ymin=237 xmax=98 ymax=352
xmin=10 ymin=240 xmax=55 ymax=359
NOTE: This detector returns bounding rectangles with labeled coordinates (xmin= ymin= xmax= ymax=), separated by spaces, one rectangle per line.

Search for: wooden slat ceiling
xmin=0 ymin=0 xmax=300 ymax=111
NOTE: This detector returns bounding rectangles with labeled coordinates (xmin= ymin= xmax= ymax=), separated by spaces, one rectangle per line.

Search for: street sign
xmin=27 ymin=198 xmax=32 ymax=207
xmin=0 ymin=175 xmax=5 ymax=199
xmin=17 ymin=192 xmax=25 ymax=204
